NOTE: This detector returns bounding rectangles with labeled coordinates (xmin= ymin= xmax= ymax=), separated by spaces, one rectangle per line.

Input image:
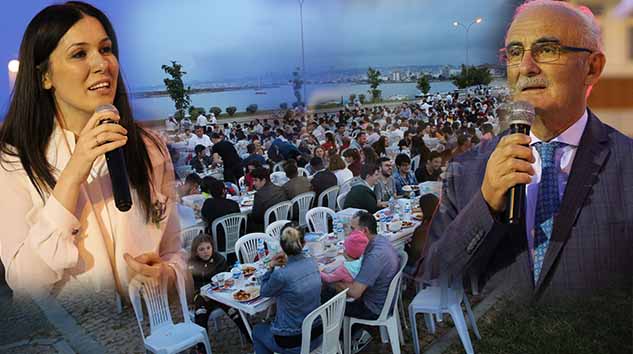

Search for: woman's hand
xmin=269 ymin=252 xmax=287 ymax=268
xmin=62 ymin=110 xmax=128 ymax=185
xmin=124 ymin=252 xmax=176 ymax=281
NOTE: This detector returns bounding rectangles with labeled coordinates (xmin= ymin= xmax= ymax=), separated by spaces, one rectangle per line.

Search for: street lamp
xmin=452 ymin=17 xmax=483 ymax=67
xmin=8 ymin=59 xmax=19 ymax=91
xmin=298 ymin=0 xmax=307 ymax=106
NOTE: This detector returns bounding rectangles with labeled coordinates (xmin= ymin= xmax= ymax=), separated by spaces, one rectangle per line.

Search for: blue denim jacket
xmin=260 ymin=254 xmax=322 ymax=336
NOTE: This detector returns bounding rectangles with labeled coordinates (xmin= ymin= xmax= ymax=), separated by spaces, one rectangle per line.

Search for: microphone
xmin=503 ymin=101 xmax=535 ymax=224
xmin=96 ymin=104 xmax=133 ymax=212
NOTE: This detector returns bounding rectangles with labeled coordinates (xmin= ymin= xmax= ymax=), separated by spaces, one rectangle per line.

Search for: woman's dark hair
xmin=284 ymin=159 xmax=298 ymax=179
xmin=200 ymin=176 xmax=217 ymax=194
xmin=190 ymin=233 xmax=214 ymax=260
xmin=0 ymin=1 xmax=163 ymax=222
xmin=362 ymin=146 xmax=379 ymax=165
xmin=419 ymin=193 xmax=439 ymax=222
xmin=343 ymin=148 xmax=360 ymax=162
xmin=208 ymin=179 xmax=227 ymax=199
xmin=328 ymin=154 xmax=346 ymax=171
xmin=372 ymin=136 xmax=387 ymax=156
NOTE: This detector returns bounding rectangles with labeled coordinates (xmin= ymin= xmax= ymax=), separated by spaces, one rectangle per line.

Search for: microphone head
xmin=95 ymin=104 xmax=119 ymax=114
xmin=507 ymin=101 xmax=535 ymax=127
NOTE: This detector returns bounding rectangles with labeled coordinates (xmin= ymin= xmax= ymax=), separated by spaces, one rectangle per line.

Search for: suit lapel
xmin=535 ymin=111 xmax=610 ymax=291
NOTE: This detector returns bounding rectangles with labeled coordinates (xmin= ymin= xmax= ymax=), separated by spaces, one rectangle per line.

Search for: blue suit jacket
xmin=426 ymin=110 xmax=633 ymax=300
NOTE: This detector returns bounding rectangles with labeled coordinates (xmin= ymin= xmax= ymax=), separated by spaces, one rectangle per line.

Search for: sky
xmin=0 ymin=0 xmax=521 ymax=111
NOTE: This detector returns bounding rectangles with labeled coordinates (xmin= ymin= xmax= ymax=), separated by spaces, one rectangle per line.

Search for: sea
xmin=130 ymin=81 xmax=458 ymax=121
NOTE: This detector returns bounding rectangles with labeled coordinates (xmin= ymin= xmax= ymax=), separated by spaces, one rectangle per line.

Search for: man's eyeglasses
xmin=499 ymin=42 xmax=592 ymax=66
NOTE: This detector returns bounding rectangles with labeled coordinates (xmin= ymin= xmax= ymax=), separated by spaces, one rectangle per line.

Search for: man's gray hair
xmin=512 ymin=0 xmax=604 ymax=53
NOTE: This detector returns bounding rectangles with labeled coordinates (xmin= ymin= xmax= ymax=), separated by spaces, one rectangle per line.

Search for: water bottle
xmin=334 ymin=216 xmax=344 ymax=240
xmin=231 ymin=261 xmax=242 ymax=280
xmin=379 ymin=212 xmax=388 ymax=234
xmin=404 ymin=197 xmax=413 ymax=222
xmin=388 ymin=196 xmax=396 ymax=215
xmin=257 ymin=238 xmax=266 ymax=262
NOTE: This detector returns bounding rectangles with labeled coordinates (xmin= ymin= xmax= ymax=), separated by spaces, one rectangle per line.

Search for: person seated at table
xmin=201 ymin=179 xmax=240 ymax=254
xmin=188 ymin=234 xmax=251 ymax=351
xmin=405 ymin=193 xmax=439 ymax=277
xmin=320 ymin=230 xmax=369 ymax=283
xmin=343 ymin=163 xmax=381 ymax=214
xmin=177 ymin=173 xmax=201 ymax=202
xmin=343 ymin=148 xmax=362 ymax=177
xmin=322 ymin=211 xmax=400 ymax=350
xmin=244 ymin=160 xmax=262 ymax=192
xmin=328 ymin=154 xmax=354 ymax=189
xmin=282 ymin=159 xmax=311 ymax=200
xmin=393 ymin=153 xmax=418 ymax=196
xmin=249 ymin=167 xmax=288 ymax=232
xmin=253 ymin=227 xmax=323 ymax=354
xmin=309 ymin=157 xmax=338 ymax=205
xmin=415 ymin=150 xmax=443 ymax=183
xmin=190 ymin=144 xmax=213 ymax=173
xmin=242 ymin=143 xmax=267 ymax=169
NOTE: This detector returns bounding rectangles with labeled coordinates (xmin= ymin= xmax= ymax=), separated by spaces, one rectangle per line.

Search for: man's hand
xmin=481 ymin=133 xmax=535 ymax=213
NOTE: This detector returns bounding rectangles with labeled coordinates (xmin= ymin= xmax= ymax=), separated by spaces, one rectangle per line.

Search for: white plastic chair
xmin=408 ymin=272 xmax=481 ymax=354
xmin=270 ymin=171 xmax=288 ymax=186
xmin=210 ymin=213 xmax=247 ymax=259
xmin=263 ymin=201 xmax=293 ymax=231
xmin=265 ymin=220 xmax=290 ymax=241
xmin=290 ymin=192 xmax=316 ymax=228
xmin=318 ymin=185 xmax=340 ymax=211
xmin=273 ymin=161 xmax=285 ymax=172
xmin=297 ymin=167 xmax=309 ymax=177
xmin=181 ymin=226 xmax=205 ymax=251
xmin=343 ymin=251 xmax=408 ymax=354
xmin=181 ymin=194 xmax=207 ymax=210
xmin=238 ymin=176 xmax=246 ymax=192
xmin=411 ymin=155 xmax=421 ymax=172
xmin=234 ymin=233 xmax=274 ymax=263
xmin=336 ymin=192 xmax=348 ymax=211
xmin=300 ymin=289 xmax=349 ymax=354
xmin=306 ymin=207 xmax=336 ymax=234
xmin=129 ymin=271 xmax=212 ymax=354
xmin=339 ymin=177 xmax=356 ymax=195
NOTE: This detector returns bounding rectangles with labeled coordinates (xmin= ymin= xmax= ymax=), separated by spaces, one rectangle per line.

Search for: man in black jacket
xmin=201 ymin=178 xmax=241 ymax=252
xmin=211 ymin=132 xmax=243 ymax=183
xmin=309 ymin=157 xmax=337 ymax=204
xmin=249 ymin=167 xmax=288 ymax=232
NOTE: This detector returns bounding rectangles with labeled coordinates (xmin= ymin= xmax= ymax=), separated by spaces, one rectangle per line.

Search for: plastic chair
xmin=181 ymin=226 xmax=205 ymax=250
xmin=318 ymin=185 xmax=340 ymax=211
xmin=210 ymin=213 xmax=247 ymax=259
xmin=129 ymin=271 xmax=212 ymax=354
xmin=238 ymin=176 xmax=246 ymax=192
xmin=336 ymin=192 xmax=348 ymax=211
xmin=234 ymin=233 xmax=274 ymax=263
xmin=408 ymin=272 xmax=481 ymax=354
xmin=300 ymin=289 xmax=349 ymax=354
xmin=411 ymin=155 xmax=421 ymax=172
xmin=306 ymin=207 xmax=336 ymax=234
xmin=273 ymin=161 xmax=285 ymax=172
xmin=265 ymin=220 xmax=290 ymax=241
xmin=297 ymin=167 xmax=309 ymax=177
xmin=290 ymin=192 xmax=316 ymax=228
xmin=339 ymin=178 xmax=356 ymax=195
xmin=263 ymin=201 xmax=293 ymax=231
xmin=181 ymin=194 xmax=207 ymax=210
xmin=343 ymin=251 xmax=408 ymax=354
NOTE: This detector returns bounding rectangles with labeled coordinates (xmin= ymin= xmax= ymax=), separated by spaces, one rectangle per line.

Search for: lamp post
xmin=8 ymin=59 xmax=19 ymax=91
xmin=298 ymin=0 xmax=306 ymax=106
xmin=452 ymin=17 xmax=483 ymax=67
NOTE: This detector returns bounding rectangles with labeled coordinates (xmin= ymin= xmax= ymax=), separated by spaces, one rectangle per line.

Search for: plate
xmin=211 ymin=272 xmax=232 ymax=284
xmin=232 ymin=286 xmax=260 ymax=302
xmin=241 ymin=199 xmax=254 ymax=206
xmin=412 ymin=212 xmax=423 ymax=221
xmin=242 ymin=265 xmax=257 ymax=277
xmin=402 ymin=185 xmax=412 ymax=192
xmin=402 ymin=221 xmax=414 ymax=228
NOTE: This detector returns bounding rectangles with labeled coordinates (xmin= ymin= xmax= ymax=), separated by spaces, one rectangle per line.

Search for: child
xmin=320 ymin=230 xmax=369 ymax=283
xmin=188 ymin=234 xmax=251 ymax=349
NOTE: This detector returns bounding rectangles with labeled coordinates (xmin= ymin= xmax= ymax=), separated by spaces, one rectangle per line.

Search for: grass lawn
xmin=443 ymin=289 xmax=632 ymax=354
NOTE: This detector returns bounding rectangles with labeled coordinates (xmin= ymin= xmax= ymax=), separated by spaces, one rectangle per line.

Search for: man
xmin=349 ymin=131 xmax=367 ymax=151
xmin=249 ymin=167 xmax=288 ymax=232
xmin=201 ymin=179 xmax=241 ymax=251
xmin=425 ymin=1 xmax=632 ymax=301
xmin=392 ymin=153 xmax=418 ymax=196
xmin=327 ymin=211 xmax=400 ymax=347
xmin=189 ymin=144 xmax=213 ymax=173
xmin=451 ymin=134 xmax=472 ymax=157
xmin=415 ymin=151 xmax=442 ymax=182
xmin=281 ymin=160 xmax=311 ymax=200
xmin=188 ymin=125 xmax=213 ymax=151
xmin=374 ymin=157 xmax=396 ymax=205
xmin=211 ymin=132 xmax=243 ymax=183
xmin=343 ymin=163 xmax=381 ymax=214
xmin=309 ymin=157 xmax=338 ymax=202
xmin=195 ymin=112 xmax=208 ymax=130
xmin=335 ymin=123 xmax=347 ymax=146
xmin=242 ymin=143 xmax=266 ymax=168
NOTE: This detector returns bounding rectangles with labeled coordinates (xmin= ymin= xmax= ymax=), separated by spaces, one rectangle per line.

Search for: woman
xmin=361 ymin=146 xmax=379 ymax=166
xmin=253 ymin=227 xmax=322 ymax=354
xmin=342 ymin=148 xmax=362 ymax=177
xmin=320 ymin=132 xmax=337 ymax=155
xmin=0 ymin=2 xmax=185 ymax=297
xmin=371 ymin=135 xmax=388 ymax=157
xmin=328 ymin=154 xmax=353 ymax=187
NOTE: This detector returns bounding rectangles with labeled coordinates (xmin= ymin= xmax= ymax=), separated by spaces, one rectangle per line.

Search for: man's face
xmin=380 ymin=161 xmax=393 ymax=177
xmin=195 ymin=127 xmax=204 ymax=137
xmin=253 ymin=177 xmax=266 ymax=190
xmin=429 ymin=157 xmax=443 ymax=172
xmin=399 ymin=162 xmax=411 ymax=175
xmin=505 ymin=6 xmax=595 ymax=123
xmin=358 ymin=134 xmax=367 ymax=145
xmin=338 ymin=126 xmax=345 ymax=134
xmin=365 ymin=169 xmax=381 ymax=186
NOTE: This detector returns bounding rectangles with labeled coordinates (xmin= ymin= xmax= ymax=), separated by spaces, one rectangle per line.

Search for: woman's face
xmin=196 ymin=242 xmax=214 ymax=261
xmin=344 ymin=155 xmax=354 ymax=164
xmin=315 ymin=147 xmax=324 ymax=157
xmin=43 ymin=16 xmax=119 ymax=119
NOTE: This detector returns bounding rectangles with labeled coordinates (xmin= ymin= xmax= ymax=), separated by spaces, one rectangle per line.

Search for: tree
xmin=416 ymin=74 xmax=431 ymax=95
xmin=188 ymin=106 xmax=205 ymax=119
xmin=358 ymin=94 xmax=366 ymax=104
xmin=451 ymin=65 xmax=493 ymax=89
xmin=226 ymin=106 xmax=237 ymax=116
xmin=209 ymin=106 xmax=222 ymax=117
xmin=291 ymin=67 xmax=303 ymax=107
xmin=161 ymin=61 xmax=191 ymax=119
xmin=367 ymin=67 xmax=382 ymax=102
xmin=246 ymin=104 xmax=258 ymax=114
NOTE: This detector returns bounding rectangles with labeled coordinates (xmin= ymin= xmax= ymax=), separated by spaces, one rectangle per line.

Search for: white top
xmin=188 ymin=134 xmax=213 ymax=150
xmin=525 ymin=110 xmax=588 ymax=256
xmin=334 ymin=169 xmax=354 ymax=190
xmin=0 ymin=123 xmax=186 ymax=297
xmin=196 ymin=114 xmax=208 ymax=127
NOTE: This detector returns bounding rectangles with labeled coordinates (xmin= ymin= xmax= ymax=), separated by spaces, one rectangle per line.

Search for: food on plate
xmin=242 ymin=265 xmax=256 ymax=277
xmin=412 ymin=212 xmax=423 ymax=221
xmin=233 ymin=289 xmax=251 ymax=301
xmin=402 ymin=221 xmax=414 ymax=228
xmin=224 ymin=279 xmax=234 ymax=287
xmin=241 ymin=199 xmax=254 ymax=206
xmin=402 ymin=185 xmax=412 ymax=192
